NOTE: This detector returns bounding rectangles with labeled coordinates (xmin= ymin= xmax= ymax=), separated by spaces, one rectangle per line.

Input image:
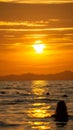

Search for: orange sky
xmin=0 ymin=1 xmax=73 ymax=76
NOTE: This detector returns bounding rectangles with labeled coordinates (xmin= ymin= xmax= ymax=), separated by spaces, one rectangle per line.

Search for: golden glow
xmin=31 ymin=80 xmax=47 ymax=95
xmin=32 ymin=109 xmax=47 ymax=118
xmin=33 ymin=40 xmax=45 ymax=53
xmin=32 ymin=87 xmax=45 ymax=95
xmin=29 ymin=121 xmax=51 ymax=130
xmin=0 ymin=0 xmax=73 ymax=77
xmin=27 ymin=80 xmax=52 ymax=120
xmin=28 ymin=103 xmax=51 ymax=118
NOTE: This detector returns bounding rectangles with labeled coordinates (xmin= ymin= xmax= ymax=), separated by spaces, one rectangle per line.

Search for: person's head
xmin=55 ymin=100 xmax=68 ymax=122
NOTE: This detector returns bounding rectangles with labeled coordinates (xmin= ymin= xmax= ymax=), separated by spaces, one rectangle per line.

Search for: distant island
xmin=0 ymin=71 xmax=73 ymax=81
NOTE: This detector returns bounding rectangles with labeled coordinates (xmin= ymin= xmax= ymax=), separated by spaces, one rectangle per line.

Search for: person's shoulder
xmin=51 ymin=114 xmax=71 ymax=120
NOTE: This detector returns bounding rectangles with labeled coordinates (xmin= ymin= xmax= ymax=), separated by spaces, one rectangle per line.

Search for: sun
xmin=33 ymin=40 xmax=45 ymax=53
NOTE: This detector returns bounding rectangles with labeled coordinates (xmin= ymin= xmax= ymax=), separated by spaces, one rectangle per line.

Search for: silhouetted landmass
xmin=0 ymin=71 xmax=73 ymax=81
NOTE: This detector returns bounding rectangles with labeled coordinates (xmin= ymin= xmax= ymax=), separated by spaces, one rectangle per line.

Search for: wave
xmin=0 ymin=121 xmax=20 ymax=127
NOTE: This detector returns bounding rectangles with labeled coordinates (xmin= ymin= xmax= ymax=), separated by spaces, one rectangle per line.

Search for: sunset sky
xmin=0 ymin=0 xmax=73 ymax=76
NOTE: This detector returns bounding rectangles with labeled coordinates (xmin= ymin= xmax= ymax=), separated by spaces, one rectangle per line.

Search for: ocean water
xmin=0 ymin=80 xmax=73 ymax=130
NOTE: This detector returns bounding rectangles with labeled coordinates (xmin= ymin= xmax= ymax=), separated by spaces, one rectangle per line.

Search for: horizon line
xmin=0 ymin=70 xmax=73 ymax=77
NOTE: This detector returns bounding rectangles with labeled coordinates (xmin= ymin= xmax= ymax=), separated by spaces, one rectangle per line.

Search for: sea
xmin=0 ymin=80 xmax=73 ymax=130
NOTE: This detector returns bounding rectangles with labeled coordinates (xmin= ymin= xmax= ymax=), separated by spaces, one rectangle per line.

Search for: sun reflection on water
xmin=27 ymin=104 xmax=52 ymax=130
xmin=28 ymin=103 xmax=51 ymax=119
xmin=27 ymin=80 xmax=52 ymax=130
xmin=31 ymin=80 xmax=48 ymax=95
xmin=29 ymin=121 xmax=51 ymax=130
xmin=29 ymin=108 xmax=47 ymax=118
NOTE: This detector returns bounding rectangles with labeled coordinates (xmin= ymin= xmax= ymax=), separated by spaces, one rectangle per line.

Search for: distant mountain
xmin=0 ymin=71 xmax=73 ymax=80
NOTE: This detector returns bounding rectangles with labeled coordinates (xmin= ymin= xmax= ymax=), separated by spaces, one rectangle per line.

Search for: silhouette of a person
xmin=55 ymin=100 xmax=68 ymax=122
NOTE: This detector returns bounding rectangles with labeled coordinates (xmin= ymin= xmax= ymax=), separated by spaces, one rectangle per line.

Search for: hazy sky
xmin=0 ymin=0 xmax=73 ymax=76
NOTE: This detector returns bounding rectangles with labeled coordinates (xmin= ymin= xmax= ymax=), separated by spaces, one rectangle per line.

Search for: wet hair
xmin=55 ymin=100 xmax=68 ymax=122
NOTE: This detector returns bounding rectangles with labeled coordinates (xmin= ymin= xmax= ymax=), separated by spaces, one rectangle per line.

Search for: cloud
xmin=0 ymin=2 xmax=73 ymax=22
xmin=0 ymin=0 xmax=73 ymax=3
xmin=0 ymin=21 xmax=47 ymax=27
xmin=0 ymin=2 xmax=73 ymax=51
xmin=0 ymin=22 xmax=73 ymax=47
xmin=0 ymin=27 xmax=73 ymax=32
